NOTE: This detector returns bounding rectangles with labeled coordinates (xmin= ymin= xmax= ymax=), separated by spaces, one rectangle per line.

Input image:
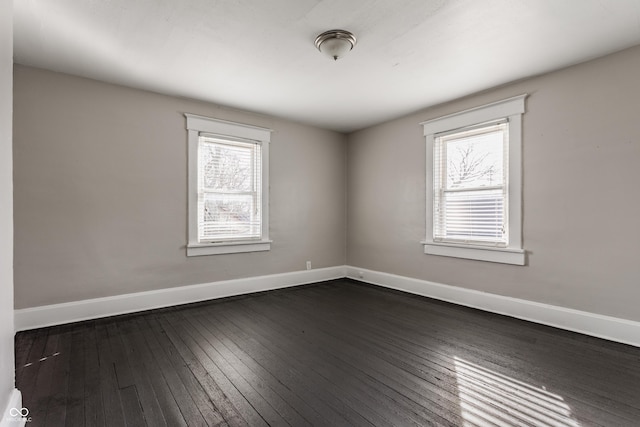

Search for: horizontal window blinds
xmin=433 ymin=121 xmax=509 ymax=246
xmin=197 ymin=135 xmax=262 ymax=242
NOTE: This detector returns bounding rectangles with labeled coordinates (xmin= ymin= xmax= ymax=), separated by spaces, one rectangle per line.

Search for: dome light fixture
xmin=314 ymin=29 xmax=357 ymax=61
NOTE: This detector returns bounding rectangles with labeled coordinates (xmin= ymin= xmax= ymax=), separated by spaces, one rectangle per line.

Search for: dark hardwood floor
xmin=15 ymin=279 xmax=640 ymax=426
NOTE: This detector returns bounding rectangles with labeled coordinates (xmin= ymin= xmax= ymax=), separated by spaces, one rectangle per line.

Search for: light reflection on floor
xmin=453 ymin=357 xmax=581 ymax=427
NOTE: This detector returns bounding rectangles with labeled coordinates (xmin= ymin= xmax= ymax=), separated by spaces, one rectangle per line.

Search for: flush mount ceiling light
xmin=314 ymin=29 xmax=357 ymax=61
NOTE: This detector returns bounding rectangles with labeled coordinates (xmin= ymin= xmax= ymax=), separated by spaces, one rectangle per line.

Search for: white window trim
xmin=185 ymin=113 xmax=272 ymax=256
xmin=420 ymin=95 xmax=527 ymax=265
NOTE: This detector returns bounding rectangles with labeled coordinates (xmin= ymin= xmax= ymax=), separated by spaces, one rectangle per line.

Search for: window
xmin=434 ymin=120 xmax=508 ymax=245
xmin=185 ymin=114 xmax=271 ymax=256
xmin=421 ymin=95 xmax=527 ymax=265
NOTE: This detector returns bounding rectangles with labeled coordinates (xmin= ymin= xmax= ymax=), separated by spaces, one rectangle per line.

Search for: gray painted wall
xmin=13 ymin=66 xmax=346 ymax=308
xmin=12 ymin=46 xmax=640 ymax=325
xmin=1 ymin=0 xmax=15 ymax=410
xmin=347 ymin=45 xmax=640 ymax=322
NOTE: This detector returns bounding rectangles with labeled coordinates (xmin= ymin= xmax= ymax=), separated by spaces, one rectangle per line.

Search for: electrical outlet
xmin=306 ymin=261 xmax=311 ymax=270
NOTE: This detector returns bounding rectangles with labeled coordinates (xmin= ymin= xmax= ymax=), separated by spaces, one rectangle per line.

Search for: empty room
xmin=2 ymin=0 xmax=640 ymax=426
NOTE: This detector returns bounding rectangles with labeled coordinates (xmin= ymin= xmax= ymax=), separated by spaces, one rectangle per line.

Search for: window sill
xmin=421 ymin=241 xmax=525 ymax=265
xmin=187 ymin=240 xmax=272 ymax=257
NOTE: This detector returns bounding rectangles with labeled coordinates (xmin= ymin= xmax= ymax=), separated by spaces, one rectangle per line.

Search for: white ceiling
xmin=13 ymin=0 xmax=640 ymax=133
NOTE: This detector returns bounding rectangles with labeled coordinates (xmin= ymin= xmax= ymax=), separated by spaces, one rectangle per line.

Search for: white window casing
xmin=185 ymin=114 xmax=272 ymax=256
xmin=421 ymin=95 xmax=527 ymax=265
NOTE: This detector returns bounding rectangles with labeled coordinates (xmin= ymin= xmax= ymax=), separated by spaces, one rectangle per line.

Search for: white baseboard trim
xmin=1 ymin=389 xmax=25 ymax=427
xmin=14 ymin=264 xmax=640 ymax=348
xmin=14 ymin=266 xmax=347 ymax=331
xmin=345 ymin=266 xmax=640 ymax=348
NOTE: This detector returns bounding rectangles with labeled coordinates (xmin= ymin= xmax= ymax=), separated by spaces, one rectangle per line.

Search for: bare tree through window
xmin=445 ymin=130 xmax=503 ymax=190
xmin=448 ymin=144 xmax=498 ymax=188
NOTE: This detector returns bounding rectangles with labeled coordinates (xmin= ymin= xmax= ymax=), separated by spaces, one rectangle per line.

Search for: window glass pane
xmin=197 ymin=136 xmax=262 ymax=242
xmin=200 ymin=141 xmax=254 ymax=192
xmin=433 ymin=122 xmax=508 ymax=245
xmin=199 ymin=193 xmax=260 ymax=240
xmin=442 ymin=189 xmax=505 ymax=242
xmin=445 ymin=127 xmax=505 ymax=190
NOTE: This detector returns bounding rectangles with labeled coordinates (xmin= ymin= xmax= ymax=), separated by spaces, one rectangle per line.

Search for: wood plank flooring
xmin=15 ymin=279 xmax=640 ymax=426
